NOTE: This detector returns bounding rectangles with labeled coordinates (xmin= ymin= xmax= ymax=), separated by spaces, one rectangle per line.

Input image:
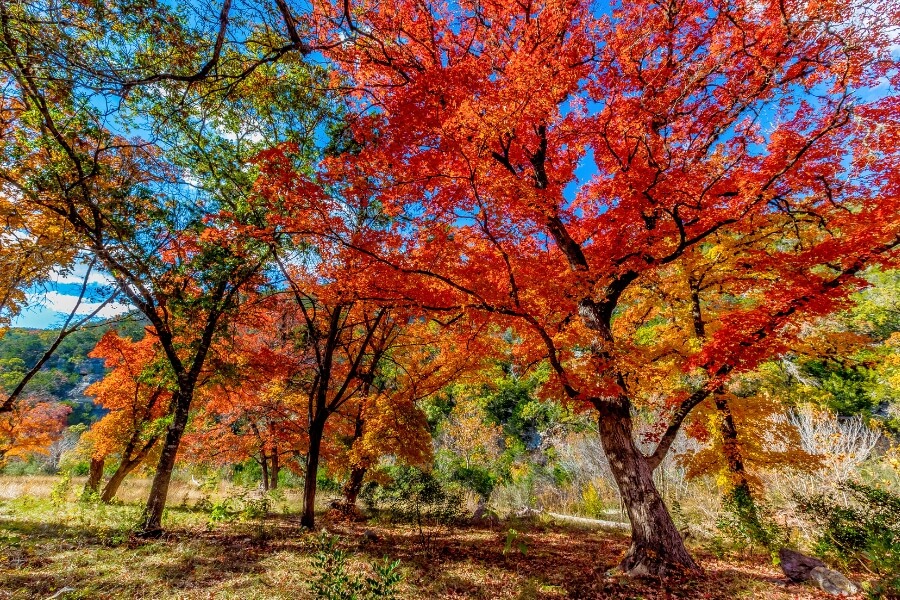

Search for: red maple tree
xmin=255 ymin=0 xmax=900 ymax=574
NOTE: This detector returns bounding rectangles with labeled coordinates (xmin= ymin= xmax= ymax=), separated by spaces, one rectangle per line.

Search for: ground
xmin=0 ymin=477 xmax=854 ymax=599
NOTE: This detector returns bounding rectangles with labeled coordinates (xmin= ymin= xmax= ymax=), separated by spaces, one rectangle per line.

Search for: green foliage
xmin=362 ymin=466 xmax=463 ymax=553
xmin=310 ymin=532 xmax=403 ymax=600
xmin=802 ymin=361 xmax=879 ymax=417
xmin=420 ymin=391 xmax=456 ymax=431
xmin=716 ymin=486 xmax=786 ymax=553
xmin=0 ymin=323 xmax=144 ymax=416
xmin=796 ymin=481 xmax=900 ymax=596
xmin=449 ymin=465 xmax=496 ymax=501
xmin=502 ymin=528 xmax=528 ymax=556
xmin=206 ymin=499 xmax=236 ymax=528
xmin=50 ymin=471 xmax=72 ymax=506
xmin=200 ymin=486 xmax=273 ymax=530
xmin=481 ymin=363 xmax=555 ymax=448
xmin=580 ymin=483 xmax=607 ymax=520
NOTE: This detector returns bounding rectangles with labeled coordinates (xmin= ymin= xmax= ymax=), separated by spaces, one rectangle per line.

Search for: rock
xmin=809 ymin=566 xmax=860 ymax=596
xmin=514 ymin=506 xmax=542 ymax=519
xmin=779 ymin=548 xmax=825 ymax=582
xmin=45 ymin=588 xmax=75 ymax=600
xmin=362 ymin=529 xmax=380 ymax=543
xmin=779 ymin=549 xmax=860 ymax=596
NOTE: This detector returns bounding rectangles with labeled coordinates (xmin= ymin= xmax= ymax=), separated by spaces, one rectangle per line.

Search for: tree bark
xmin=270 ymin=448 xmax=279 ymax=490
xmin=84 ymin=457 xmax=104 ymax=496
xmin=101 ymin=436 xmax=159 ymax=503
xmin=301 ymin=417 xmax=325 ymax=529
xmin=260 ymin=452 xmax=270 ymax=492
xmin=714 ymin=393 xmax=751 ymax=495
xmin=101 ymin=459 xmax=137 ymax=503
xmin=343 ymin=465 xmax=366 ymax=506
xmin=597 ymin=399 xmax=700 ymax=577
xmin=139 ymin=391 xmax=191 ymax=536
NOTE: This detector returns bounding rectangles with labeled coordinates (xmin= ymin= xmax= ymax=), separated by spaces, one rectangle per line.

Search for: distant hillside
xmin=0 ymin=320 xmax=146 ymax=425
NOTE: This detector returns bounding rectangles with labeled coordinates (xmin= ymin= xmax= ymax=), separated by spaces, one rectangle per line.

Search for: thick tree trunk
xmin=260 ymin=452 xmax=270 ymax=492
xmin=597 ymin=399 xmax=700 ymax=577
xmin=301 ymin=418 xmax=325 ymax=529
xmin=139 ymin=391 xmax=191 ymax=536
xmin=343 ymin=466 xmax=367 ymax=506
xmin=270 ymin=449 xmax=279 ymax=490
xmin=84 ymin=457 xmax=104 ymax=496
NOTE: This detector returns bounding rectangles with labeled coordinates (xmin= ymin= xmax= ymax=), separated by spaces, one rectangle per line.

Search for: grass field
xmin=0 ymin=476 xmax=851 ymax=599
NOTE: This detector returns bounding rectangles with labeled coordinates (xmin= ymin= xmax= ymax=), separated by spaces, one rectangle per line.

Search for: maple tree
xmin=250 ymin=0 xmax=900 ymax=575
xmin=337 ymin=318 xmax=474 ymax=506
xmin=274 ymin=269 xmax=406 ymax=529
xmin=0 ymin=397 xmax=69 ymax=468
xmin=184 ymin=306 xmax=311 ymax=491
xmin=82 ymin=331 xmax=172 ymax=502
xmin=0 ymin=0 xmax=333 ymax=533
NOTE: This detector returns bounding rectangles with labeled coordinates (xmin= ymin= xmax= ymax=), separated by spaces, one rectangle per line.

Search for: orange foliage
xmin=83 ymin=331 xmax=172 ymax=463
xmin=0 ymin=398 xmax=69 ymax=466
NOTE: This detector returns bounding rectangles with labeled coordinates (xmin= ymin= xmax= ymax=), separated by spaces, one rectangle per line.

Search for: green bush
xmin=716 ymin=486 xmax=786 ymax=554
xmin=796 ymin=481 xmax=900 ymax=597
xmin=365 ymin=467 xmax=463 ymax=524
xmin=310 ymin=532 xmax=402 ymax=600
xmin=449 ymin=465 xmax=496 ymax=501
xmin=362 ymin=466 xmax=463 ymax=553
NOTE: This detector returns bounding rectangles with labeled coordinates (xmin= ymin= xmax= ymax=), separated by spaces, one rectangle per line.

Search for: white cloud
xmin=51 ymin=263 xmax=115 ymax=287
xmin=41 ymin=291 xmax=132 ymax=319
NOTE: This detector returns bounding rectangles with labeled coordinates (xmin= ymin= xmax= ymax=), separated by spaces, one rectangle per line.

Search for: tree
xmin=0 ymin=0 xmax=331 ymax=534
xmin=277 ymin=282 xmax=399 ymax=529
xmin=0 ymin=397 xmax=69 ymax=468
xmin=257 ymin=0 xmax=900 ymax=574
xmin=82 ymin=331 xmax=172 ymax=502
xmin=184 ymin=308 xmax=311 ymax=491
xmin=339 ymin=318 xmax=473 ymax=506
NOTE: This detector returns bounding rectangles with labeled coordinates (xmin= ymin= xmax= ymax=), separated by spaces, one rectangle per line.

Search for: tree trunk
xmin=270 ymin=448 xmax=279 ymax=490
xmin=84 ymin=457 xmax=104 ymax=496
xmin=260 ymin=452 xmax=270 ymax=492
xmin=597 ymin=399 xmax=700 ymax=577
xmin=714 ymin=394 xmax=751 ymax=495
xmin=343 ymin=466 xmax=367 ymax=506
xmin=301 ymin=418 xmax=325 ymax=529
xmin=101 ymin=437 xmax=159 ymax=503
xmin=139 ymin=391 xmax=190 ymax=536
xmin=101 ymin=459 xmax=137 ymax=503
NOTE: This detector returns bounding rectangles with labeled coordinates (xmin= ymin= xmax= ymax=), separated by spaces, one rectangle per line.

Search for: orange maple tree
xmin=0 ymin=397 xmax=69 ymax=468
xmin=252 ymin=0 xmax=900 ymax=574
xmin=82 ymin=331 xmax=173 ymax=502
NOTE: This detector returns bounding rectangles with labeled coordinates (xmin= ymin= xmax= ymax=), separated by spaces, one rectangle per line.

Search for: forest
xmin=1 ymin=0 xmax=899 ymax=598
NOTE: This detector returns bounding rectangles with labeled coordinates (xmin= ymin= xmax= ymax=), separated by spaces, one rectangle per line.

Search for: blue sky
xmin=11 ymin=263 xmax=132 ymax=330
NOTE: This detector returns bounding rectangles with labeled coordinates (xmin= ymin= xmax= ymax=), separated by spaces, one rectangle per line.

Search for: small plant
xmin=206 ymin=499 xmax=236 ymax=529
xmin=796 ymin=481 xmax=900 ymax=598
xmin=502 ymin=528 xmax=528 ymax=556
xmin=50 ymin=472 xmax=72 ymax=507
xmin=310 ymin=532 xmax=365 ymax=600
xmin=366 ymin=557 xmax=403 ymax=599
xmin=309 ymin=532 xmax=403 ymax=600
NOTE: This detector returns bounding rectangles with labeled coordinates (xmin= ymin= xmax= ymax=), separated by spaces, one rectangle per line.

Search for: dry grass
xmin=0 ymin=476 xmax=858 ymax=599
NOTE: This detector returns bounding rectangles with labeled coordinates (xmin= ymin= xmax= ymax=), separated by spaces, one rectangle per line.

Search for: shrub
xmin=796 ymin=481 xmax=900 ymax=597
xmin=716 ymin=486 xmax=786 ymax=554
xmin=449 ymin=465 xmax=496 ymax=501
xmin=310 ymin=532 xmax=403 ymax=600
xmin=362 ymin=466 xmax=463 ymax=553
